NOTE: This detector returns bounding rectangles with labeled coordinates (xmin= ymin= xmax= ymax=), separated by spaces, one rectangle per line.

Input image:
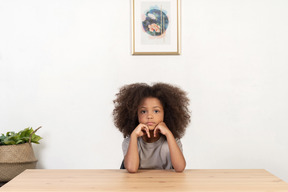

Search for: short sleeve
xmin=175 ymin=138 xmax=183 ymax=152
xmin=122 ymin=137 xmax=130 ymax=156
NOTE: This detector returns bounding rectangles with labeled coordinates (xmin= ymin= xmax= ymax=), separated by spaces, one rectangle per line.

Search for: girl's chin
xmin=148 ymin=126 xmax=156 ymax=130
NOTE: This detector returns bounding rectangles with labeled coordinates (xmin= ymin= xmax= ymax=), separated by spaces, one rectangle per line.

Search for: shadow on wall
xmin=33 ymin=131 xmax=47 ymax=169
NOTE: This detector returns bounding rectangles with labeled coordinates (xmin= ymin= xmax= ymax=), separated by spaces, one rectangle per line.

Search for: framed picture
xmin=131 ymin=0 xmax=181 ymax=55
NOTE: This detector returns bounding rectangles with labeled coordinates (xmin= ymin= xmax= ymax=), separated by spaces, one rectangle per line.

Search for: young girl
xmin=113 ymin=83 xmax=190 ymax=173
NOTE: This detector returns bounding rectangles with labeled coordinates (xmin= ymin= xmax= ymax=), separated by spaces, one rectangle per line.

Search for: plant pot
xmin=0 ymin=143 xmax=37 ymax=182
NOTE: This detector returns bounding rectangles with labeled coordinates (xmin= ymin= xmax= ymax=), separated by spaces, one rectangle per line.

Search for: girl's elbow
xmin=126 ymin=167 xmax=138 ymax=173
xmin=174 ymin=163 xmax=186 ymax=172
xmin=124 ymin=162 xmax=139 ymax=173
xmin=174 ymin=167 xmax=185 ymax=172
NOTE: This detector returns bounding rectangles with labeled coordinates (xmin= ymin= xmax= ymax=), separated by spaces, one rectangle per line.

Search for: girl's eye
xmin=140 ymin=110 xmax=146 ymax=114
xmin=154 ymin=110 xmax=160 ymax=113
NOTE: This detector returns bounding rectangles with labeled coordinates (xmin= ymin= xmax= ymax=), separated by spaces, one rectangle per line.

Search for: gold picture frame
xmin=132 ymin=0 xmax=181 ymax=55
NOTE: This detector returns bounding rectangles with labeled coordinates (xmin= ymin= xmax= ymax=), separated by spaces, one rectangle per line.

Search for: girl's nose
xmin=147 ymin=113 xmax=153 ymax=119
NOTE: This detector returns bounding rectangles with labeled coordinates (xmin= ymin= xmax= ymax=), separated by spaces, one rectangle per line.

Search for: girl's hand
xmin=154 ymin=122 xmax=186 ymax=172
xmin=132 ymin=123 xmax=150 ymax=138
xmin=154 ymin=122 xmax=172 ymax=137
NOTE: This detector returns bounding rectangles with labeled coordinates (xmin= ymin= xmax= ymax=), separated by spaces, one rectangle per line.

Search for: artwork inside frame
xmin=131 ymin=0 xmax=181 ymax=55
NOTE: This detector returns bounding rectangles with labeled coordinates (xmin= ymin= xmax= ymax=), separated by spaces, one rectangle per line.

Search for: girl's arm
xmin=124 ymin=124 xmax=150 ymax=173
xmin=166 ymin=132 xmax=186 ymax=172
xmin=154 ymin=122 xmax=186 ymax=172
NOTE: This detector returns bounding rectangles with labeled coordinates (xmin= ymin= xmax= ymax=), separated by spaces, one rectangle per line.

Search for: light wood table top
xmin=1 ymin=169 xmax=288 ymax=192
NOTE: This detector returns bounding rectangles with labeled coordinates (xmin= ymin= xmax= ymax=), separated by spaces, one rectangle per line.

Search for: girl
xmin=113 ymin=83 xmax=190 ymax=173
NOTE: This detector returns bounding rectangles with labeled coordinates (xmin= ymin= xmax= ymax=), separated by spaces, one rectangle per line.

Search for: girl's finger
xmin=141 ymin=125 xmax=150 ymax=138
xmin=145 ymin=126 xmax=150 ymax=138
xmin=154 ymin=126 xmax=159 ymax=137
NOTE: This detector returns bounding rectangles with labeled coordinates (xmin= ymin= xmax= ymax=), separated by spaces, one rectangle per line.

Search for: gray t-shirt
xmin=122 ymin=136 xmax=183 ymax=169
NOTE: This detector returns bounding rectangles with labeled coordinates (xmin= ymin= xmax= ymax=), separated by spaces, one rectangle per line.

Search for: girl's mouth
xmin=147 ymin=122 xmax=155 ymax=126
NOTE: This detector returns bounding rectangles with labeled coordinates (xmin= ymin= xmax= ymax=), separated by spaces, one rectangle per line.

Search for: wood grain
xmin=1 ymin=169 xmax=288 ymax=192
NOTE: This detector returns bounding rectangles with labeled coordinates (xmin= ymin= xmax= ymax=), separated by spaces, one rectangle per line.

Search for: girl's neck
xmin=142 ymin=130 xmax=161 ymax=143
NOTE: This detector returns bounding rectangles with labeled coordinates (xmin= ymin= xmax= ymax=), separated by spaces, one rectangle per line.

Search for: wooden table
xmin=1 ymin=169 xmax=288 ymax=192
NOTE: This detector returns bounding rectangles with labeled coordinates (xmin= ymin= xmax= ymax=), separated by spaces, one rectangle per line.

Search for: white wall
xmin=1 ymin=0 xmax=288 ymax=182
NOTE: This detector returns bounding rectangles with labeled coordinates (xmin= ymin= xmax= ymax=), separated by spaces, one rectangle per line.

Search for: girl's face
xmin=138 ymin=97 xmax=164 ymax=130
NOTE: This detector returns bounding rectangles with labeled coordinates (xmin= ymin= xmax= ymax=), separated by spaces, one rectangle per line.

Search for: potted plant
xmin=0 ymin=126 xmax=42 ymax=182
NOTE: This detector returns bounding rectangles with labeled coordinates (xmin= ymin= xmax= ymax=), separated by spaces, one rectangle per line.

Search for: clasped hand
xmin=132 ymin=122 xmax=171 ymax=138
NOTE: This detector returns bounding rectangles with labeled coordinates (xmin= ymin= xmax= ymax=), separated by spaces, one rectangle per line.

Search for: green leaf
xmin=16 ymin=140 xmax=24 ymax=144
xmin=0 ymin=134 xmax=5 ymax=141
xmin=3 ymin=139 xmax=16 ymax=145
xmin=31 ymin=134 xmax=42 ymax=144
xmin=0 ymin=127 xmax=42 ymax=145
xmin=6 ymin=132 xmax=15 ymax=137
xmin=21 ymin=136 xmax=30 ymax=143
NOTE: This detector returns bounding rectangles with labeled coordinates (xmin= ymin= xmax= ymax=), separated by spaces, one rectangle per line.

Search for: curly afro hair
xmin=113 ymin=83 xmax=190 ymax=139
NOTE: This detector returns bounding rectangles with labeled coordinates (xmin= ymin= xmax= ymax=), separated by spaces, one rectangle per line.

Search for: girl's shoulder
xmin=122 ymin=136 xmax=140 ymax=147
xmin=122 ymin=137 xmax=130 ymax=147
